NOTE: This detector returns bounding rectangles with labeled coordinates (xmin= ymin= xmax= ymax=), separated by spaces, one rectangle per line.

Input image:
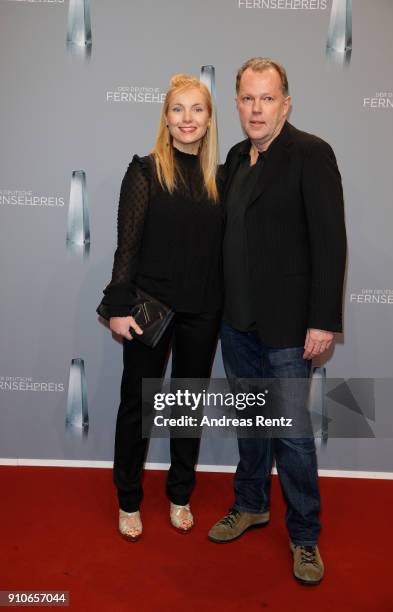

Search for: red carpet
xmin=0 ymin=467 xmax=392 ymax=611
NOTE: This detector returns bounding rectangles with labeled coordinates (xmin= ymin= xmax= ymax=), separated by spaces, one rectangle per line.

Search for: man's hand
xmin=303 ymin=328 xmax=334 ymax=360
xmin=109 ymin=316 xmax=143 ymax=341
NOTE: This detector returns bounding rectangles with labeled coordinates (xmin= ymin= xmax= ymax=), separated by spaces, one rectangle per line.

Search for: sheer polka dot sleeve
xmin=101 ymin=155 xmax=150 ymax=317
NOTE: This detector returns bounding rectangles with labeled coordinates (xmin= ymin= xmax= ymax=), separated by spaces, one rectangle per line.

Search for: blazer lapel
xmin=223 ymin=140 xmax=249 ymax=204
xmin=246 ymin=122 xmax=293 ymax=210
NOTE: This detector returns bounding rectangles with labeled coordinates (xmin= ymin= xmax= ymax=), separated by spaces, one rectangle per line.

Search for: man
xmin=208 ymin=58 xmax=347 ymax=585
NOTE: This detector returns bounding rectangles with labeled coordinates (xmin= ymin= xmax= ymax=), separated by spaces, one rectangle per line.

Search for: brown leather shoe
xmin=208 ymin=508 xmax=270 ymax=543
xmin=290 ymin=541 xmax=324 ymax=585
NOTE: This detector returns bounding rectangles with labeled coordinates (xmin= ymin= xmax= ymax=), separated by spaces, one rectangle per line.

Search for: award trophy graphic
xmin=66 ymin=358 xmax=89 ymax=436
xmin=326 ymin=0 xmax=352 ymax=67
xmin=200 ymin=65 xmax=219 ymax=152
xmin=66 ymin=0 xmax=92 ymax=58
xmin=66 ymin=170 xmax=90 ymax=257
xmin=200 ymin=65 xmax=217 ymax=110
xmin=309 ymin=367 xmax=328 ymax=446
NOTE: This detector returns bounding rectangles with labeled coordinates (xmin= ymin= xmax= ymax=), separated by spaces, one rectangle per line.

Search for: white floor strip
xmin=0 ymin=458 xmax=393 ymax=479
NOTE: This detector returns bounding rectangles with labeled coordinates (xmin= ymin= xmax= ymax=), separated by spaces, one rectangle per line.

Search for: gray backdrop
xmin=1 ymin=0 xmax=392 ymax=472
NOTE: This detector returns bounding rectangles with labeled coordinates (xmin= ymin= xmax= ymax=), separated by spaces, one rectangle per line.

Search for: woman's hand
xmin=109 ymin=316 xmax=143 ymax=341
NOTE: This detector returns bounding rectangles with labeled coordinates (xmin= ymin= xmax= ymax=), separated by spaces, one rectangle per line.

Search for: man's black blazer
xmin=223 ymin=121 xmax=347 ymax=348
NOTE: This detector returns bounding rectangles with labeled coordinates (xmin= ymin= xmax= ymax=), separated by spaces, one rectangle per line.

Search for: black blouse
xmin=101 ymin=148 xmax=223 ymax=316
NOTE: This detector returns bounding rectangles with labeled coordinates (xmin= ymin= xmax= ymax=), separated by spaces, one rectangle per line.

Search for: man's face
xmin=236 ymin=67 xmax=291 ymax=150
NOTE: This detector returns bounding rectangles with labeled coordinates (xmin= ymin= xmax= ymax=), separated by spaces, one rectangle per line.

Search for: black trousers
xmin=113 ymin=310 xmax=221 ymax=512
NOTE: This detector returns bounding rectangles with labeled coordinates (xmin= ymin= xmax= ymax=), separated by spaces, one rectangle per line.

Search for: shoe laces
xmin=296 ymin=545 xmax=319 ymax=567
xmin=218 ymin=509 xmax=240 ymax=528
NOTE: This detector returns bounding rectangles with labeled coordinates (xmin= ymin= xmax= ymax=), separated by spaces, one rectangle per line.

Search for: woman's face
xmin=165 ymin=87 xmax=211 ymax=153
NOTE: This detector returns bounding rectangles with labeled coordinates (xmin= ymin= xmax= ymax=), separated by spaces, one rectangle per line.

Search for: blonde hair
xmin=151 ymin=73 xmax=219 ymax=202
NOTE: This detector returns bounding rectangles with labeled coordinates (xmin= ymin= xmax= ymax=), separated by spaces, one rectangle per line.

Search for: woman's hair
xmin=151 ymin=73 xmax=219 ymax=202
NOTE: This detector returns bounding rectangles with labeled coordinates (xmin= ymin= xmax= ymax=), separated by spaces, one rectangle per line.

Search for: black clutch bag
xmin=97 ymin=287 xmax=174 ymax=348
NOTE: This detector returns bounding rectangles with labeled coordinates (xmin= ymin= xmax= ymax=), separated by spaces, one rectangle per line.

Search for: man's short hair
xmin=236 ymin=57 xmax=289 ymax=96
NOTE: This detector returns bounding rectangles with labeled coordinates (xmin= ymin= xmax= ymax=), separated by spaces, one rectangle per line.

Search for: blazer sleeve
xmin=100 ymin=155 xmax=150 ymax=317
xmin=301 ymin=139 xmax=347 ymax=332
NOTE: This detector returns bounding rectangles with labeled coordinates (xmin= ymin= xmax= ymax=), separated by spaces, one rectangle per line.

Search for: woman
xmin=98 ymin=74 xmax=223 ymax=541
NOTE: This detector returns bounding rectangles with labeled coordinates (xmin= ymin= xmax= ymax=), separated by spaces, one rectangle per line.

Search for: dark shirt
xmin=223 ymin=147 xmax=265 ymax=331
xmin=101 ymin=148 xmax=223 ymax=316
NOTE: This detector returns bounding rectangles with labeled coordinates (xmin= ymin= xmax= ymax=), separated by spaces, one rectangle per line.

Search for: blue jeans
xmin=221 ymin=320 xmax=320 ymax=546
